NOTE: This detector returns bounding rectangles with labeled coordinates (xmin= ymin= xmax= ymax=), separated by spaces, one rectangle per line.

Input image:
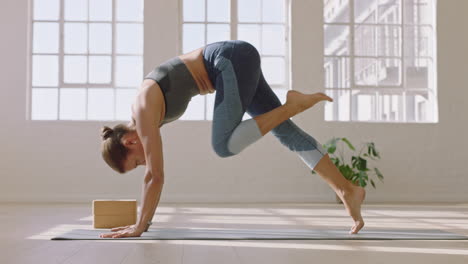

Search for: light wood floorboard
xmin=1 ymin=202 xmax=467 ymax=264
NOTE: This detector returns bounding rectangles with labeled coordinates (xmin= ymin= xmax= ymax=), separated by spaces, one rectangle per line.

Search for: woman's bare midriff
xmin=131 ymin=48 xmax=214 ymax=128
xmin=178 ymin=48 xmax=215 ymax=95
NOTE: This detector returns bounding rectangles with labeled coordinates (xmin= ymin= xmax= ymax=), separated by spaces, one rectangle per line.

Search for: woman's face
xmin=121 ymin=132 xmax=146 ymax=173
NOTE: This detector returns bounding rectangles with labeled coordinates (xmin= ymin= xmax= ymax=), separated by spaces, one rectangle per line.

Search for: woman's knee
xmin=212 ymin=140 xmax=236 ymax=158
xmin=272 ymin=120 xmax=322 ymax=152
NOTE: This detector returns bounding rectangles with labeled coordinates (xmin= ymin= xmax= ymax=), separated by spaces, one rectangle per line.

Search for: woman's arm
xmin=133 ymin=83 xmax=166 ymax=232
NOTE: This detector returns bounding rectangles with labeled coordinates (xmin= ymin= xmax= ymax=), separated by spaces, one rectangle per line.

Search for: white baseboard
xmin=0 ymin=192 xmax=467 ymax=204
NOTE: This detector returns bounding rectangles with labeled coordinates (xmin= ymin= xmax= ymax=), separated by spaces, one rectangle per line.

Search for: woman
xmin=99 ymin=40 xmax=365 ymax=239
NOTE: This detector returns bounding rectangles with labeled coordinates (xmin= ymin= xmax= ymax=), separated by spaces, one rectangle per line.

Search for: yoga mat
xmin=51 ymin=228 xmax=468 ymax=240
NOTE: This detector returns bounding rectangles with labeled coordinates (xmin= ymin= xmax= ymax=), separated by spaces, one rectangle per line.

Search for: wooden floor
xmin=1 ymin=202 xmax=467 ymax=264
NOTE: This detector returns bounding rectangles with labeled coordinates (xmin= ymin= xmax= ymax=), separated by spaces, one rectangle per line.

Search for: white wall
xmin=1 ymin=0 xmax=466 ymax=203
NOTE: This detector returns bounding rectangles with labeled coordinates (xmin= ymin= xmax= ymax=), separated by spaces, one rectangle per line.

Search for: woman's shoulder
xmin=132 ymin=80 xmax=166 ymax=123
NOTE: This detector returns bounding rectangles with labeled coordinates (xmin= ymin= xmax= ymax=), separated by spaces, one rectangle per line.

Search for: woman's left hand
xmin=99 ymin=225 xmax=144 ymax=238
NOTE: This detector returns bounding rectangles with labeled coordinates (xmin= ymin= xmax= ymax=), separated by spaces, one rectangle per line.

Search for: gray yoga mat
xmin=51 ymin=228 xmax=468 ymax=240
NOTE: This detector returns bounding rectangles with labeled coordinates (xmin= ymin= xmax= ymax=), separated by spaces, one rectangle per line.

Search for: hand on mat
xmin=109 ymin=224 xmax=135 ymax=232
xmin=99 ymin=224 xmax=144 ymax=238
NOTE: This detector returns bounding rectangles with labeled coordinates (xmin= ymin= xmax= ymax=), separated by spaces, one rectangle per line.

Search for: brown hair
xmin=100 ymin=124 xmax=133 ymax=174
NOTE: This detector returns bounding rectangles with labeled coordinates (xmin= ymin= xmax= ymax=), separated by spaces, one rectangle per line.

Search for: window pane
xmin=116 ymin=0 xmax=144 ymax=22
xmin=262 ymin=0 xmax=285 ymax=23
xmin=378 ymin=58 xmax=401 ymax=86
xmin=405 ymin=90 xmax=434 ymax=122
xmin=183 ymin=0 xmax=205 ymax=22
xmin=89 ymin=23 xmax=112 ymax=54
xmin=87 ymin=88 xmax=114 ymax=120
xmin=207 ymin=24 xmax=230 ymax=44
xmin=238 ymin=24 xmax=261 ymax=52
xmin=272 ymin=88 xmax=287 ymax=105
xmin=64 ymin=0 xmax=87 ymax=21
xmin=33 ymin=22 xmax=59 ymax=53
xmin=325 ymin=0 xmax=436 ymax=123
xmin=64 ymin=56 xmax=87 ymax=83
xmin=355 ymin=58 xmax=378 ymax=86
xmin=179 ymin=95 xmax=205 ymax=120
xmin=207 ymin=0 xmax=230 ymax=22
xmin=354 ymin=25 xmax=377 ymax=56
xmin=261 ymin=57 xmax=284 ymax=85
xmin=34 ymin=0 xmax=60 ymax=20
xmin=90 ymin=0 xmax=112 ymax=21
xmin=378 ymin=0 xmax=401 ymax=24
xmin=183 ymin=24 xmax=205 ymax=53
xmin=324 ymin=57 xmax=350 ymax=88
xmin=378 ymin=93 xmax=403 ymax=122
xmin=32 ymin=88 xmax=58 ymax=120
xmin=354 ymin=0 xmax=377 ymax=24
xmin=89 ymin=56 xmax=111 ymax=83
xmin=64 ymin=23 xmax=88 ymax=54
xmin=262 ymin=25 xmax=285 ymax=55
xmin=404 ymin=26 xmax=433 ymax=57
xmin=32 ymin=55 xmax=59 ymax=86
xmin=59 ymin=88 xmax=86 ymax=120
xmin=351 ymin=90 xmax=376 ymax=121
xmin=116 ymin=23 xmax=143 ymax=54
xmin=377 ymin=25 xmax=401 ymax=57
xmin=325 ymin=89 xmax=350 ymax=121
xmin=238 ymin=0 xmax=261 ymax=22
xmin=324 ymin=0 xmax=349 ymax=23
xmin=324 ymin=25 xmax=350 ymax=56
xmin=405 ymin=57 xmax=431 ymax=89
xmin=115 ymin=56 xmax=143 ymax=87
xmin=404 ymin=0 xmax=433 ymax=25
xmin=116 ymin=88 xmax=137 ymax=120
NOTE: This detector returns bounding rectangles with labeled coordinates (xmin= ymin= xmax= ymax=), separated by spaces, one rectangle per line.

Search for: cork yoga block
xmin=92 ymin=199 xmax=137 ymax=229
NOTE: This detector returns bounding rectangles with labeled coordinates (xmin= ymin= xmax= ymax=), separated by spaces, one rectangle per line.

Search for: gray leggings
xmin=203 ymin=40 xmax=327 ymax=170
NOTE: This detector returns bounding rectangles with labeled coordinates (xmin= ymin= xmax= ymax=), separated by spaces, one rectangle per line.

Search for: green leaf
xmin=356 ymin=171 xmax=368 ymax=188
xmin=339 ymin=165 xmax=354 ymax=180
xmin=359 ymin=170 xmax=368 ymax=179
xmin=358 ymin=157 xmax=367 ymax=171
xmin=359 ymin=177 xmax=366 ymax=187
xmin=341 ymin=137 xmax=356 ymax=151
xmin=325 ymin=137 xmax=340 ymax=154
xmin=375 ymin=167 xmax=384 ymax=181
xmin=367 ymin=142 xmax=381 ymax=159
xmin=370 ymin=179 xmax=376 ymax=188
xmin=352 ymin=156 xmax=367 ymax=171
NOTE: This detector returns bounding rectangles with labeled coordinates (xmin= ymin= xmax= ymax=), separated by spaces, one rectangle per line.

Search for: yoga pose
xmin=99 ymin=40 xmax=365 ymax=238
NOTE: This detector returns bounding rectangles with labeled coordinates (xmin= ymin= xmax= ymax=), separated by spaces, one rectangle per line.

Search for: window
xmin=30 ymin=0 xmax=144 ymax=121
xmin=180 ymin=0 xmax=289 ymax=120
xmin=323 ymin=0 xmax=438 ymax=123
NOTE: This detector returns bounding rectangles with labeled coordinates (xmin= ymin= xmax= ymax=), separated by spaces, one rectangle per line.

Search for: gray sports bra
xmin=143 ymin=57 xmax=200 ymax=127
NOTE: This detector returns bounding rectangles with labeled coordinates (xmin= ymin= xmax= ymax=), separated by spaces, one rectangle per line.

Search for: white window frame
xmin=28 ymin=0 xmax=144 ymax=121
xmin=324 ymin=0 xmax=438 ymax=123
xmin=178 ymin=0 xmax=290 ymax=121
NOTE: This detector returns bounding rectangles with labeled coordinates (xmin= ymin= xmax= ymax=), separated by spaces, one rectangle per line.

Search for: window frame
xmin=28 ymin=0 xmax=144 ymax=121
xmin=178 ymin=0 xmax=291 ymax=120
xmin=323 ymin=0 xmax=438 ymax=123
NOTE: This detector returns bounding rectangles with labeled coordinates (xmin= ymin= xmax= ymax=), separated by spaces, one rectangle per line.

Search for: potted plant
xmin=311 ymin=137 xmax=384 ymax=203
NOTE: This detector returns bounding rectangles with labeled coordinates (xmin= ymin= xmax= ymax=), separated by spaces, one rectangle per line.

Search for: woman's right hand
xmin=110 ymin=224 xmax=135 ymax=232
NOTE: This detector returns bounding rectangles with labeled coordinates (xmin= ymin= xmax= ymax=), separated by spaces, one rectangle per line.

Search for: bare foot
xmin=285 ymin=90 xmax=333 ymax=116
xmin=338 ymin=184 xmax=366 ymax=234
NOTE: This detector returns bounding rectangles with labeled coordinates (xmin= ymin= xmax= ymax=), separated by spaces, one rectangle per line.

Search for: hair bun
xmin=101 ymin=126 xmax=114 ymax=140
